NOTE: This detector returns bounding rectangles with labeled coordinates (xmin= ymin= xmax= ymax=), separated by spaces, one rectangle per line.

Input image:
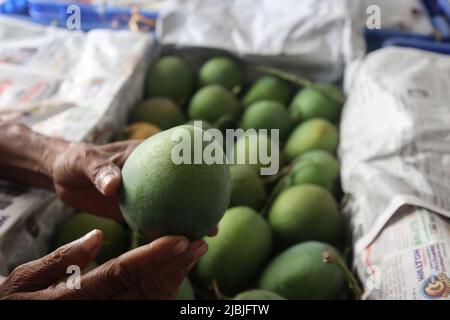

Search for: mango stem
xmin=323 ymin=250 xmax=363 ymax=300
xmin=212 ymin=280 xmax=231 ymax=300
xmin=251 ymin=64 xmax=346 ymax=105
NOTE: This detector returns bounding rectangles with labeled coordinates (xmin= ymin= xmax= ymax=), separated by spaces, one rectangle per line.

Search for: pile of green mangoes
xmin=54 ymin=55 xmax=357 ymax=300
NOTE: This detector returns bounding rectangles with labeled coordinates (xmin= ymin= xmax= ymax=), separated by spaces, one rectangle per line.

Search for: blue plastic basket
xmin=0 ymin=0 xmax=28 ymax=14
xmin=364 ymin=29 xmax=437 ymax=52
xmin=26 ymin=0 xmax=159 ymax=31
xmin=384 ymin=37 xmax=450 ymax=54
xmin=421 ymin=0 xmax=450 ymax=36
xmin=365 ymin=0 xmax=450 ymax=52
xmin=437 ymin=0 xmax=450 ymax=20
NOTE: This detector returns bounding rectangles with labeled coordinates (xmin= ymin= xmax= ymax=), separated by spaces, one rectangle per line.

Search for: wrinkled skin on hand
xmin=0 ymin=231 xmax=208 ymax=300
xmin=0 ymin=122 xmax=142 ymax=221
xmin=0 ymin=124 xmax=223 ymax=227
xmin=51 ymin=140 xmax=140 ymax=221
xmin=0 ymin=123 xmax=219 ymax=300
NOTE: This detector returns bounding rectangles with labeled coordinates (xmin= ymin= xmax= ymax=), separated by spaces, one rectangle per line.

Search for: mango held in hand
xmin=185 ymin=119 xmax=213 ymax=130
xmin=176 ymin=278 xmax=195 ymax=300
xmin=119 ymin=125 xmax=231 ymax=241
xmin=194 ymin=207 xmax=272 ymax=294
xmin=268 ymin=184 xmax=341 ymax=248
xmin=146 ymin=56 xmax=195 ymax=104
xmin=259 ymin=241 xmax=346 ymax=299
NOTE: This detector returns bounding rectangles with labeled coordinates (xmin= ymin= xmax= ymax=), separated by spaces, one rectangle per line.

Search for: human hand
xmin=0 ymin=123 xmax=141 ymax=220
xmin=0 ymin=230 xmax=207 ymax=300
xmin=51 ymin=140 xmax=141 ymax=220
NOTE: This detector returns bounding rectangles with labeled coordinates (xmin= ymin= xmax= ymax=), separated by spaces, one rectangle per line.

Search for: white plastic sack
xmin=340 ymin=47 xmax=450 ymax=300
xmin=158 ymin=0 xmax=357 ymax=82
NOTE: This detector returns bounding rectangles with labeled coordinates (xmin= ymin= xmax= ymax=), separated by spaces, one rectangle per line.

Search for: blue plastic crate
xmin=26 ymin=0 xmax=159 ymax=31
xmin=437 ymin=0 xmax=450 ymax=19
xmin=364 ymin=29 xmax=437 ymax=52
xmin=384 ymin=36 xmax=450 ymax=54
xmin=365 ymin=0 xmax=450 ymax=52
xmin=0 ymin=0 xmax=28 ymax=14
xmin=421 ymin=0 xmax=450 ymax=36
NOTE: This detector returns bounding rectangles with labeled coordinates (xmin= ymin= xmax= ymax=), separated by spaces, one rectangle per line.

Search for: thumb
xmin=4 ymin=230 xmax=103 ymax=293
xmin=86 ymin=159 xmax=122 ymax=197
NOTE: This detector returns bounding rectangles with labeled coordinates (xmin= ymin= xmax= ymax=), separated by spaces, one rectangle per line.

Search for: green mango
xmin=286 ymin=150 xmax=340 ymax=192
xmin=119 ymin=125 xmax=231 ymax=241
xmin=241 ymin=100 xmax=292 ymax=140
xmin=229 ymin=165 xmax=266 ymax=210
xmin=233 ymin=131 xmax=281 ymax=175
xmin=188 ymin=85 xmax=240 ymax=123
xmin=146 ymin=56 xmax=195 ymax=104
xmin=194 ymin=207 xmax=272 ymax=294
xmin=176 ymin=278 xmax=195 ymax=300
xmin=234 ymin=289 xmax=286 ymax=300
xmin=199 ymin=57 xmax=243 ymax=91
xmin=284 ymin=118 xmax=338 ymax=162
xmin=268 ymin=184 xmax=341 ymax=248
xmin=289 ymin=84 xmax=343 ymax=124
xmin=259 ymin=241 xmax=346 ymax=299
xmin=131 ymin=98 xmax=185 ymax=130
xmin=243 ymin=76 xmax=292 ymax=107
xmin=55 ymin=212 xmax=130 ymax=264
